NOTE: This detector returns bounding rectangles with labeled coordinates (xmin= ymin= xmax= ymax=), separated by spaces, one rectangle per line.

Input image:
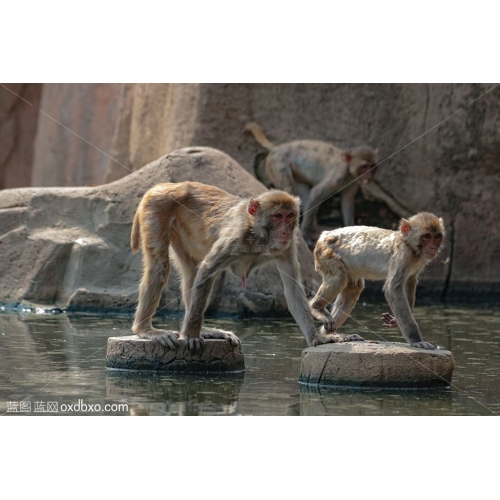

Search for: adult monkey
xmin=244 ymin=122 xmax=379 ymax=246
xmin=131 ymin=181 xmax=355 ymax=353
xmin=311 ymin=212 xmax=445 ymax=349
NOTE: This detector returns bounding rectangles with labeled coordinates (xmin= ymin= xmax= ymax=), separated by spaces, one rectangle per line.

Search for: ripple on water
xmin=0 ymin=303 xmax=499 ymax=415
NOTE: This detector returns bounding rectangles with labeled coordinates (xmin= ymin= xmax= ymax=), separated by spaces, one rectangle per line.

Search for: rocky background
xmin=0 ymin=147 xmax=317 ymax=315
xmin=1 ymin=83 xmax=499 ymax=304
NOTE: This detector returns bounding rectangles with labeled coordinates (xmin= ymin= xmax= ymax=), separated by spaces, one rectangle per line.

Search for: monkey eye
xmin=287 ymin=213 xmax=295 ymax=218
xmin=423 ymin=233 xmax=431 ymax=239
xmin=436 ymin=234 xmax=442 ymax=239
xmin=272 ymin=213 xmax=283 ymax=220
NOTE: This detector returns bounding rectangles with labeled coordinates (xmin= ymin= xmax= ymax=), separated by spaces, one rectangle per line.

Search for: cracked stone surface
xmin=106 ymin=334 xmax=245 ymax=373
xmin=299 ymin=342 xmax=454 ymax=388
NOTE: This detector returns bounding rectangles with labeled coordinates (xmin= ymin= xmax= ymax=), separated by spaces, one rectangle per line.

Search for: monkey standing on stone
xmin=131 ymin=181 xmax=360 ymax=353
xmin=244 ymin=122 xmax=379 ymax=247
xmin=310 ymin=212 xmax=445 ymax=349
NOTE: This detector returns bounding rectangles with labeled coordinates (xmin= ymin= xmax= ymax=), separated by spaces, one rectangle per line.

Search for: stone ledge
xmin=106 ymin=334 xmax=245 ymax=373
xmin=299 ymin=341 xmax=454 ymax=388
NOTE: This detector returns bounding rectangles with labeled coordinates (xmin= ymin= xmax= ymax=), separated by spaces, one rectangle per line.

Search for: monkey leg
xmin=301 ymin=179 xmax=337 ymax=247
xmin=265 ymin=153 xmax=296 ymax=194
xmin=294 ymin=181 xmax=311 ymax=209
xmin=384 ymin=286 xmax=435 ymax=350
xmin=326 ymin=279 xmax=365 ymax=341
xmin=170 ymin=238 xmax=198 ymax=311
xmin=310 ymin=269 xmax=348 ymax=332
xmin=340 ymin=183 xmax=359 ymax=227
xmin=133 ymin=254 xmax=180 ymax=349
xmin=330 ymin=279 xmax=364 ymax=329
xmin=180 ymin=250 xmax=227 ymax=353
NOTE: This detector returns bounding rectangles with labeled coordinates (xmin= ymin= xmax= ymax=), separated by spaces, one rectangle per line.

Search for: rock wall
xmin=0 ymin=83 xmax=42 ymax=189
xmin=31 ymin=83 xmax=122 ymax=187
xmin=115 ymin=83 xmax=500 ymax=300
xmin=1 ymin=83 xmax=499 ymax=299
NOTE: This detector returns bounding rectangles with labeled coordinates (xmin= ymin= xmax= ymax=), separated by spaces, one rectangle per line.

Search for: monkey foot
xmin=201 ymin=327 xmax=241 ymax=347
xmin=314 ymin=330 xmax=364 ymax=345
xmin=135 ymin=329 xmax=180 ymax=349
xmin=411 ymin=341 xmax=435 ymax=350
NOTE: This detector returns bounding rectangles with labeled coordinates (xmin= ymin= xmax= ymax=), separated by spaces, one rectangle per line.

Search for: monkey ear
xmin=248 ymin=199 xmax=260 ymax=216
xmin=400 ymin=219 xmax=411 ymax=236
xmin=345 ymin=152 xmax=353 ymax=163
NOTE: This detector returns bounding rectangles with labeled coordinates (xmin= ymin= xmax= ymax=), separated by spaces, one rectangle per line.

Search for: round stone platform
xmin=106 ymin=335 xmax=245 ymax=373
xmin=299 ymin=341 xmax=454 ymax=388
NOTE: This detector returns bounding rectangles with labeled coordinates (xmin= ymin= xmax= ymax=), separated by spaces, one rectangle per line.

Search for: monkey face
xmin=356 ymin=162 xmax=377 ymax=183
xmin=346 ymin=146 xmax=378 ymax=182
xmin=269 ymin=209 xmax=297 ymax=247
xmin=421 ymin=231 xmax=443 ymax=258
xmin=401 ymin=213 xmax=445 ymax=258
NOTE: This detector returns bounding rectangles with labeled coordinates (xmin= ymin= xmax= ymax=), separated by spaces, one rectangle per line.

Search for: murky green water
xmin=0 ymin=303 xmax=499 ymax=416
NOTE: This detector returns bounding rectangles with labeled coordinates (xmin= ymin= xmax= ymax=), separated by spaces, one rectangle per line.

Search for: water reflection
xmin=0 ymin=303 xmax=499 ymax=416
xmin=106 ymin=372 xmax=244 ymax=416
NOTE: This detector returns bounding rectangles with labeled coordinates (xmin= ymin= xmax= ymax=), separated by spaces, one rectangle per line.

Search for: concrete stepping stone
xmin=106 ymin=334 xmax=244 ymax=373
xmin=299 ymin=341 xmax=454 ymax=388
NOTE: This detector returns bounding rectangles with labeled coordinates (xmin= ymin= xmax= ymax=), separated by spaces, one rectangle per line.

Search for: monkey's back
xmin=135 ymin=181 xmax=242 ymax=261
xmin=270 ymin=140 xmax=347 ymax=184
xmin=316 ymin=226 xmax=398 ymax=281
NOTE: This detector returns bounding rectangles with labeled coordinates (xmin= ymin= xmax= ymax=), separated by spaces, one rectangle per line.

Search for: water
xmin=1 ymin=303 xmax=499 ymax=416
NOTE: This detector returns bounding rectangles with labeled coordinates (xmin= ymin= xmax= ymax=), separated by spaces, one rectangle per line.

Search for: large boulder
xmin=0 ymin=147 xmax=318 ymax=315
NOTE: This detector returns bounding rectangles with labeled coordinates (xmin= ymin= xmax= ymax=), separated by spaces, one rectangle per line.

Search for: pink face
xmin=270 ymin=210 xmax=297 ymax=243
xmin=422 ymin=232 xmax=443 ymax=257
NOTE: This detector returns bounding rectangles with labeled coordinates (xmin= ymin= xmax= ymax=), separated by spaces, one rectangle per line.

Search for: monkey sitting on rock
xmin=131 ymin=181 xmax=361 ymax=353
xmin=310 ymin=212 xmax=445 ymax=349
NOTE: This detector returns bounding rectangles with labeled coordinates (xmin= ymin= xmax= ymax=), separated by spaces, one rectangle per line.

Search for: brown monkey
xmin=131 ymin=181 xmax=347 ymax=352
xmin=310 ymin=212 xmax=445 ymax=349
xmin=244 ymin=122 xmax=378 ymax=246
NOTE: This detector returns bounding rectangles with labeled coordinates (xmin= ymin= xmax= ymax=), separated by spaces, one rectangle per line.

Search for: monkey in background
xmin=310 ymin=212 xmax=445 ymax=349
xmin=244 ymin=122 xmax=379 ymax=247
xmin=131 ymin=181 xmax=359 ymax=353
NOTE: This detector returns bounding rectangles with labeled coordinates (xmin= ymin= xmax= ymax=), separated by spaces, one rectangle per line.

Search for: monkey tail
xmin=131 ymin=210 xmax=141 ymax=254
xmin=244 ymin=122 xmax=274 ymax=150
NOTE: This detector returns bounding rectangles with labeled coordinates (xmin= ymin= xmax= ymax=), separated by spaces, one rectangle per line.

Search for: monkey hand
xmin=136 ymin=329 xmax=181 ymax=349
xmin=200 ymin=327 xmax=241 ymax=347
xmin=410 ymin=341 xmax=435 ymax=350
xmin=311 ymin=309 xmax=336 ymax=332
xmin=381 ymin=312 xmax=398 ymax=328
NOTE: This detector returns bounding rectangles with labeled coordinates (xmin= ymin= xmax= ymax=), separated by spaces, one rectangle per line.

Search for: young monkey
xmin=310 ymin=212 xmax=445 ymax=349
